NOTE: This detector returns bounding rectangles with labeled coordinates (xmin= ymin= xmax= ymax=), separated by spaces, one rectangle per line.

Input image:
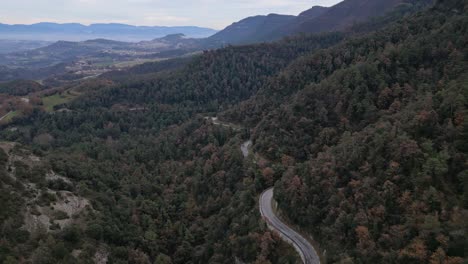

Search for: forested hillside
xmin=240 ymin=1 xmax=467 ymax=262
xmin=2 ymin=33 xmax=343 ymax=150
xmin=0 ymin=30 xmax=345 ymax=264
xmin=0 ymin=0 xmax=466 ymax=263
xmin=0 ymin=80 xmax=46 ymax=96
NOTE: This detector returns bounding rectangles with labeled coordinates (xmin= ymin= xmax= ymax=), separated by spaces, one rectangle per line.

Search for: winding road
xmin=260 ymin=188 xmax=320 ymax=264
xmin=206 ymin=117 xmax=242 ymax=131
xmin=210 ymin=118 xmax=319 ymax=263
xmin=241 ymin=140 xmax=252 ymax=158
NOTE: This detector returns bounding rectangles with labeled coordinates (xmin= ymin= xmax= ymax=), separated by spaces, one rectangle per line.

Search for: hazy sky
xmin=0 ymin=0 xmax=342 ymax=29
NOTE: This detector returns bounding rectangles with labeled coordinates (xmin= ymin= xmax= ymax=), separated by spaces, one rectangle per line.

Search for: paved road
xmin=209 ymin=119 xmax=317 ymax=262
xmin=205 ymin=116 xmax=242 ymax=131
xmin=259 ymin=188 xmax=320 ymax=264
xmin=241 ymin=140 xmax=252 ymax=158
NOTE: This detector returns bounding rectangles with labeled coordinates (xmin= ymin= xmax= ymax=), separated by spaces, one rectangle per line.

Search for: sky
xmin=0 ymin=0 xmax=342 ymax=29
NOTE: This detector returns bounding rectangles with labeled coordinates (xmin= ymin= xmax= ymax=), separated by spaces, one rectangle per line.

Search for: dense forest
xmin=259 ymin=3 xmax=468 ymax=262
xmin=0 ymin=80 xmax=46 ymax=96
xmin=0 ymin=0 xmax=466 ymax=263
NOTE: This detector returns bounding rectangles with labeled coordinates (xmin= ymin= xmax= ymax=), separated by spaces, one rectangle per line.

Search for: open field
xmin=42 ymin=91 xmax=79 ymax=112
xmin=0 ymin=111 xmax=19 ymax=123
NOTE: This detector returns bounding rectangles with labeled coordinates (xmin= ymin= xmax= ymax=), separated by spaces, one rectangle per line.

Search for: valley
xmin=0 ymin=34 xmax=206 ymax=83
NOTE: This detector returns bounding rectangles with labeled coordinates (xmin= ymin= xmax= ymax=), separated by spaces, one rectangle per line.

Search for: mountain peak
xmin=158 ymin=33 xmax=187 ymax=41
xmin=298 ymin=6 xmax=328 ymax=17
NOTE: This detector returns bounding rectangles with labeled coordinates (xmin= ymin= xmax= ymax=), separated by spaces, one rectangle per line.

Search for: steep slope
xmin=224 ymin=1 xmax=467 ymax=262
xmin=298 ymin=6 xmax=329 ymax=19
xmin=285 ymin=0 xmax=404 ymax=35
xmin=209 ymin=0 xmax=432 ymax=45
xmin=208 ymin=14 xmax=296 ymax=45
xmin=282 ymin=0 xmax=434 ymax=38
xmin=0 ymin=142 xmax=93 ymax=263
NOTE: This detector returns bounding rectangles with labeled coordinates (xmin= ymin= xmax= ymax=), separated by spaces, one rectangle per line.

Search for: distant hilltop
xmin=0 ymin=22 xmax=218 ymax=41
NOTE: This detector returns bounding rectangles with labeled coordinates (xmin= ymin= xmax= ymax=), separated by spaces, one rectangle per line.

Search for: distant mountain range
xmin=208 ymin=0 xmax=430 ymax=44
xmin=0 ymin=0 xmax=431 ymax=46
xmin=0 ymin=22 xmax=218 ymax=41
xmin=0 ymin=0 xmax=434 ymax=82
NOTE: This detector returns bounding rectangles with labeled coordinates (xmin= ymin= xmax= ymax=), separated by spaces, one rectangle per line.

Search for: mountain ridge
xmin=209 ymin=0 xmax=433 ymax=44
xmin=207 ymin=13 xmax=296 ymax=45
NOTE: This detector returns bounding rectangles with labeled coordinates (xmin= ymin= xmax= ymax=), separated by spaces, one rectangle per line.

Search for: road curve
xmin=241 ymin=140 xmax=252 ymax=158
xmin=259 ymin=188 xmax=320 ymax=264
